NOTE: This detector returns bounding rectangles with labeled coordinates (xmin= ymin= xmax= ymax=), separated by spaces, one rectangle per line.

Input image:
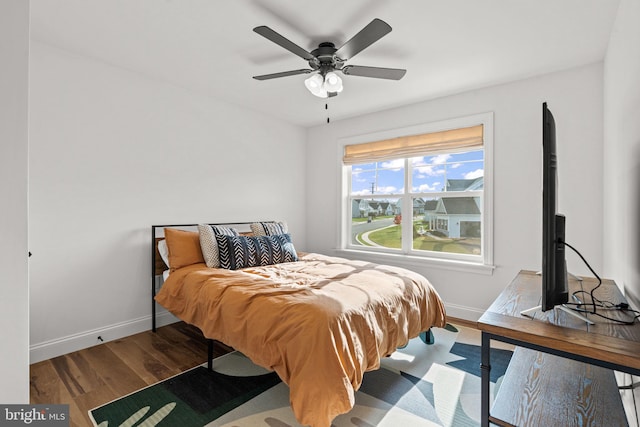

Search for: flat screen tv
xmin=522 ymin=102 xmax=592 ymax=324
xmin=541 ymin=102 xmax=569 ymax=312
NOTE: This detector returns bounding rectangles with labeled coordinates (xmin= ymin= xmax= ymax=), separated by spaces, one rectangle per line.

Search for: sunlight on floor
xmin=424 ymin=363 xmax=465 ymax=427
xmin=388 ymin=351 xmax=415 ymax=363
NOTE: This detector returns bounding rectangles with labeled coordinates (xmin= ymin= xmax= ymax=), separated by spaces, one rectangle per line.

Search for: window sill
xmin=334 ymin=248 xmax=495 ymax=275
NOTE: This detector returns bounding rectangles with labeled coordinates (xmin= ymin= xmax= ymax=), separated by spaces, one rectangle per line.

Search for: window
xmin=340 ymin=113 xmax=493 ymax=267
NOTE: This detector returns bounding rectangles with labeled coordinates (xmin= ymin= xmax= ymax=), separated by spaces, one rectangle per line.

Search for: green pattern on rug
xmin=90 ymin=325 xmax=511 ymax=426
xmin=90 ymin=365 xmax=280 ymax=426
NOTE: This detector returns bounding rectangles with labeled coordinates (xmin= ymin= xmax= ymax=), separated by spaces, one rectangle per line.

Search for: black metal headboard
xmin=150 ymin=221 xmax=266 ymax=332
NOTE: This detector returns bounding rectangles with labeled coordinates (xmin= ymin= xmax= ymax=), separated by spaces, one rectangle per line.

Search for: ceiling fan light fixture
xmin=304 ymin=73 xmax=328 ymax=98
xmin=305 ymin=73 xmax=323 ymax=89
xmin=324 ymin=71 xmax=343 ymax=93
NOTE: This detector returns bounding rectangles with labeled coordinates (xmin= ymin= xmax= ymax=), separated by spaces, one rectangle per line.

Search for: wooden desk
xmin=477 ymin=270 xmax=640 ymax=426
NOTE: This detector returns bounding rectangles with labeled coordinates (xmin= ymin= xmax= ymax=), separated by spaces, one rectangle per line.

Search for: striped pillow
xmin=197 ymin=224 xmax=239 ymax=268
xmin=215 ymin=233 xmax=298 ymax=270
xmin=250 ymin=221 xmax=288 ymax=236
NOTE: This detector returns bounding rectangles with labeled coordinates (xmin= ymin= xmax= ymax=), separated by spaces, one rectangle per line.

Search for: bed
xmin=151 ymin=222 xmax=447 ymax=427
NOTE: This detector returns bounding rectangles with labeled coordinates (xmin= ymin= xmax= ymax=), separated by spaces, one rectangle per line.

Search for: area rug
xmin=90 ymin=324 xmax=512 ymax=427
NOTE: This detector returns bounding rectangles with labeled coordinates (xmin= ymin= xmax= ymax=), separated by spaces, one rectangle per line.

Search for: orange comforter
xmin=155 ymin=253 xmax=446 ymax=427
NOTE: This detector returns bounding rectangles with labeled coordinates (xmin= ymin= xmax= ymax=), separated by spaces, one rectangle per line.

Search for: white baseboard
xmin=444 ymin=302 xmax=486 ymax=323
xmin=30 ymin=303 xmax=486 ymax=363
xmin=29 ymin=309 xmax=179 ymax=364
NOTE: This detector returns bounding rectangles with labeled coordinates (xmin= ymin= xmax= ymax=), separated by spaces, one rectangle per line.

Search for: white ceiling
xmin=30 ymin=0 xmax=620 ymax=128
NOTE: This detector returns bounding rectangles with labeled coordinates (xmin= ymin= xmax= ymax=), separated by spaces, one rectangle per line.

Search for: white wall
xmin=0 ymin=0 xmax=30 ymax=402
xmin=306 ymin=64 xmax=604 ymax=320
xmin=24 ymin=1 xmax=636 ymax=366
xmin=603 ymin=0 xmax=640 ymax=306
xmin=28 ymin=42 xmax=307 ymax=362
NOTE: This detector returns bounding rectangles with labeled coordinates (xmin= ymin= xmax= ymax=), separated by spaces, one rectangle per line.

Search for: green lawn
xmin=364 ymin=224 xmax=402 ymax=248
xmin=413 ymin=235 xmax=481 ymax=254
xmin=360 ymin=223 xmax=481 ymax=255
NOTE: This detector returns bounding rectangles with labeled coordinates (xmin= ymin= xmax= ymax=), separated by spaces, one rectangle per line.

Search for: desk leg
xmin=480 ymin=331 xmax=491 ymax=427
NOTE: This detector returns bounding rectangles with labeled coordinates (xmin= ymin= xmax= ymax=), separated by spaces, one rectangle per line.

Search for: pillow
xmin=164 ymin=228 xmax=205 ymax=271
xmin=197 ymin=224 xmax=239 ymax=268
xmin=215 ymin=233 xmax=298 ymax=270
xmin=157 ymin=239 xmax=169 ymax=267
xmin=250 ymin=221 xmax=288 ymax=236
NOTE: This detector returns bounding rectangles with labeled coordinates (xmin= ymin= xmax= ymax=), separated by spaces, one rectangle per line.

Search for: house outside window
xmin=340 ymin=113 xmax=493 ymax=267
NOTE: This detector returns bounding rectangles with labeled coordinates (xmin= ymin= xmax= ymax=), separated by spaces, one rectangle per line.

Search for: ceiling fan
xmin=252 ymin=18 xmax=406 ymax=98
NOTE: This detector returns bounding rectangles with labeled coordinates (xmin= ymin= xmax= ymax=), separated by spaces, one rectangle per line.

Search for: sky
xmin=351 ymin=149 xmax=484 ymax=196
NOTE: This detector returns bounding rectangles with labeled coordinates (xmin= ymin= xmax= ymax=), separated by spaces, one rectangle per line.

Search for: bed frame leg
xmin=420 ymin=329 xmax=435 ymax=345
xmin=207 ymin=339 xmax=214 ymax=372
xmin=396 ymin=328 xmax=435 ymax=351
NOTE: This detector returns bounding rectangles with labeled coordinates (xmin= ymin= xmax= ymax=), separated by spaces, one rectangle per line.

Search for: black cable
xmin=563 ymin=303 xmax=639 ymax=324
xmin=563 ymin=240 xmax=602 ymax=312
xmin=561 ymin=240 xmax=639 ymax=325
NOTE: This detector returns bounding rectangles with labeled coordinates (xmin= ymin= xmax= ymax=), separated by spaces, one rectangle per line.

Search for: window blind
xmin=343 ymin=124 xmax=483 ymax=165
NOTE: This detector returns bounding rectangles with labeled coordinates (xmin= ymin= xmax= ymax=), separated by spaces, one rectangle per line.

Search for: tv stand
xmin=478 ymin=270 xmax=640 ymax=427
xmin=520 ymin=304 xmax=595 ymax=325
xmin=534 ymin=270 xmax=582 ymax=283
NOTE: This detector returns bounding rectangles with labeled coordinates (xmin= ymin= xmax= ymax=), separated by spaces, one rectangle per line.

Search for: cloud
xmin=411 ymin=155 xmax=452 ymax=177
xmin=414 ymin=165 xmax=445 ymax=176
xmin=376 ymin=185 xmax=400 ymax=194
xmin=430 ymin=154 xmax=451 ymax=165
xmin=352 ymin=189 xmax=374 ymax=196
xmin=352 ymin=186 xmax=400 ymax=196
xmin=380 ymin=159 xmax=404 ymax=170
xmin=414 ymin=183 xmax=437 ymax=192
xmin=464 ymin=169 xmax=484 ymax=179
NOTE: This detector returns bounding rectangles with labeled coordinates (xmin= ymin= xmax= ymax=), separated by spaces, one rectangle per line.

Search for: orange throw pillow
xmin=164 ymin=228 xmax=205 ymax=271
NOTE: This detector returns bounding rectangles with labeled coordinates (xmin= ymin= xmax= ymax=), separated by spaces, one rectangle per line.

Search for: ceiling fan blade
xmin=334 ymin=18 xmax=392 ymax=61
xmin=253 ymin=69 xmax=313 ymax=80
xmin=341 ymin=65 xmax=406 ymax=80
xmin=253 ymin=26 xmax=315 ymax=61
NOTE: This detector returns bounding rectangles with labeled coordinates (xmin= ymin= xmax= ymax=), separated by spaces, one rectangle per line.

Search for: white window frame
xmin=338 ymin=112 xmax=494 ymax=274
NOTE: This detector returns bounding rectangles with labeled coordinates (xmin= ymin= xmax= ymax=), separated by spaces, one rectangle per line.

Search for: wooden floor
xmin=29 ymin=322 xmax=231 ymax=427
xmin=30 ymin=319 xmax=639 ymax=427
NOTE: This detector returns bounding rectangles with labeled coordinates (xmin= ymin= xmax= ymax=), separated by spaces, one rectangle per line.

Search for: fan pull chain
xmin=326 ymin=103 xmax=330 ymax=124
